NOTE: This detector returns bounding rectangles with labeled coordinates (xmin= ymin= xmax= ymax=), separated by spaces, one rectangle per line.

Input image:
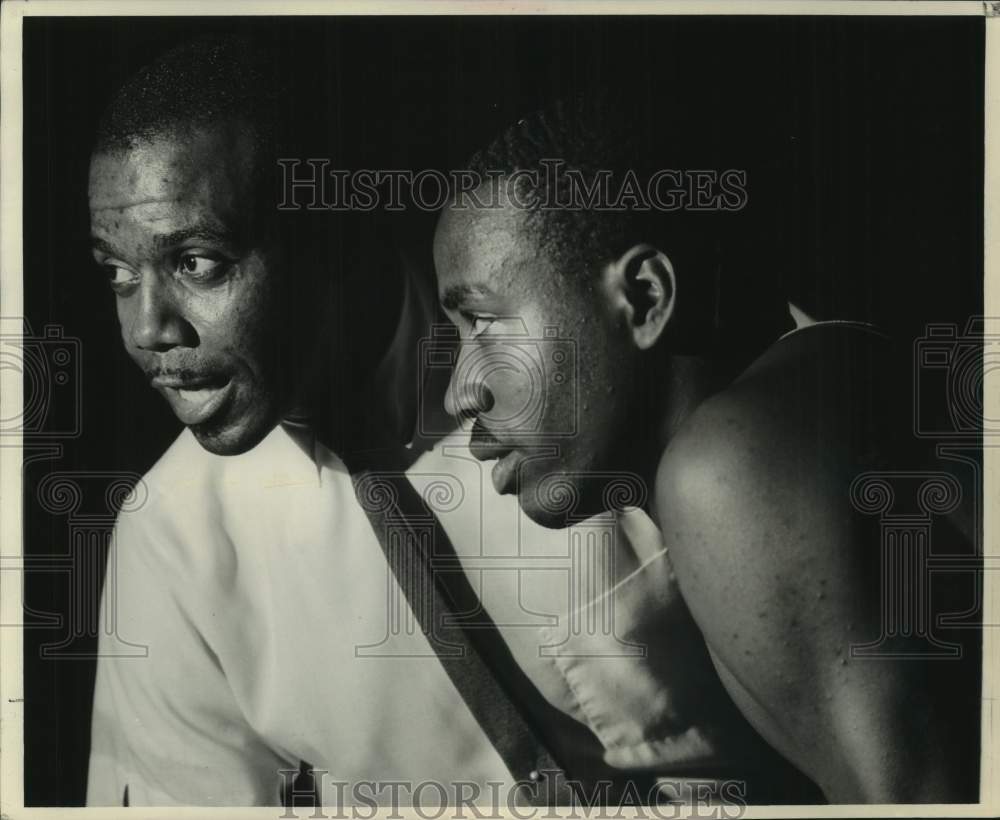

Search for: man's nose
xmin=129 ymin=278 xmax=194 ymax=352
xmin=444 ymin=345 xmax=495 ymax=421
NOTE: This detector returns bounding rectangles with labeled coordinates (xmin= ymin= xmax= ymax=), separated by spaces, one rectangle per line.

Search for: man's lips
xmin=469 ymin=424 xmax=519 ymax=494
xmin=151 ymin=374 xmax=234 ymax=426
xmin=468 ymin=437 xmax=514 ymax=463
xmin=468 ymin=423 xmax=513 ymax=462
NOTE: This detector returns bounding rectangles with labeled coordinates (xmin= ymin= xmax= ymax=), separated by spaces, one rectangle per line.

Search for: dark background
xmin=22 ymin=15 xmax=984 ymax=805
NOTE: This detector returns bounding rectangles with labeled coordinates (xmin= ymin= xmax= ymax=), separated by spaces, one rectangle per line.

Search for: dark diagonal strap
xmin=349 ymin=462 xmax=575 ymax=806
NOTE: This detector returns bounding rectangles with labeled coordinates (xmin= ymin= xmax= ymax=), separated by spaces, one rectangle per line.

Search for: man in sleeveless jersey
xmin=433 ymin=92 xmax=981 ymax=804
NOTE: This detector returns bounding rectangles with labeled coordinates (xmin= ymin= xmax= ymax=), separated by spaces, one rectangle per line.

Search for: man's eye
xmin=105 ymin=265 xmax=139 ymax=291
xmin=178 ymin=254 xmax=227 ymax=281
xmin=467 ymin=315 xmax=497 ymax=337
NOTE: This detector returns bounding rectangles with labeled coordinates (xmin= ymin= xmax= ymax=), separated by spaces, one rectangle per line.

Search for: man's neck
xmin=656 ymin=355 xmax=725 ymax=447
xmin=619 ymin=351 xmax=751 ymax=512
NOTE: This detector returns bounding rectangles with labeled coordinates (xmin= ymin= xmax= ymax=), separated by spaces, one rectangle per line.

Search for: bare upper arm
xmin=654 ymin=333 xmax=976 ymax=802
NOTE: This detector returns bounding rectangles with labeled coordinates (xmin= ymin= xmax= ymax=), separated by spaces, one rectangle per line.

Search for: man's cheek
xmin=115 ymin=304 xmax=143 ymax=364
xmin=203 ymin=280 xmax=276 ymax=349
xmin=183 ymin=286 xmax=239 ymax=331
xmin=185 ymin=295 xmax=253 ymax=355
xmin=487 ymin=371 xmax=543 ymax=433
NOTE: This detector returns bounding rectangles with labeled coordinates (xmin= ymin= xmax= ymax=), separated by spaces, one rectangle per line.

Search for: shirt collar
xmin=280 ymin=417 xmax=323 ymax=487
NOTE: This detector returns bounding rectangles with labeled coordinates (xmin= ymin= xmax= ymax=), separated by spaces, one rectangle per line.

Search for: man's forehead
xmin=88 ymin=125 xmax=256 ymax=211
xmin=436 ymin=199 xmax=543 ymax=294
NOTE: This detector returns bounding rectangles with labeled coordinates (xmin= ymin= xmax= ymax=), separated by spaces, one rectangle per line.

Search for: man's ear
xmin=602 ymin=244 xmax=677 ymax=350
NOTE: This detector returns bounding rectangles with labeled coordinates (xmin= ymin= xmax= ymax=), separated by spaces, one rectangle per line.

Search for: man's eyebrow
xmin=440 ymin=284 xmax=493 ymax=311
xmin=153 ymin=222 xmax=239 ymax=250
xmin=90 ymin=222 xmax=240 ymax=258
xmin=90 ymin=236 xmax=117 ymax=256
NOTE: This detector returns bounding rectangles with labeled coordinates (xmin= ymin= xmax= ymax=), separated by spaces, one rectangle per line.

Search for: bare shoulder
xmin=652 ymin=324 xmax=974 ymax=801
xmin=654 ymin=324 xmax=891 ymax=637
xmin=656 ymin=323 xmax=896 ymax=548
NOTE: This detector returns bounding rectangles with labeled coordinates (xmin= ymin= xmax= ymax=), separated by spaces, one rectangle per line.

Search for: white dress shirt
xmin=87 ymin=423 xmax=512 ymax=806
xmin=88 ymin=418 xmax=752 ymax=807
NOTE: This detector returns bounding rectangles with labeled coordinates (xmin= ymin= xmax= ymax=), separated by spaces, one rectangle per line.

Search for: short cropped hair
xmin=95 ymin=34 xmax=279 ymax=154
xmin=93 ymin=33 xmax=350 ymax=260
xmin=465 ymin=90 xmax=792 ymax=354
xmin=93 ymin=32 xmax=291 ymax=247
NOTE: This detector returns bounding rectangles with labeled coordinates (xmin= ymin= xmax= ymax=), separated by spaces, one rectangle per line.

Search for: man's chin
xmin=515 ymin=468 xmax=636 ymax=529
xmin=514 ymin=474 xmax=584 ymax=530
xmin=187 ymin=413 xmax=278 ymax=456
xmin=515 ymin=495 xmax=574 ymax=529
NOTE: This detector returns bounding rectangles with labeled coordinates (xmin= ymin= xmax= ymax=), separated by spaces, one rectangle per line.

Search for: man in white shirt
xmin=85 ymin=34 xmax=822 ymax=809
xmin=88 ymin=422 xmax=517 ymax=805
xmin=84 ymin=34 xmax=520 ymax=806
